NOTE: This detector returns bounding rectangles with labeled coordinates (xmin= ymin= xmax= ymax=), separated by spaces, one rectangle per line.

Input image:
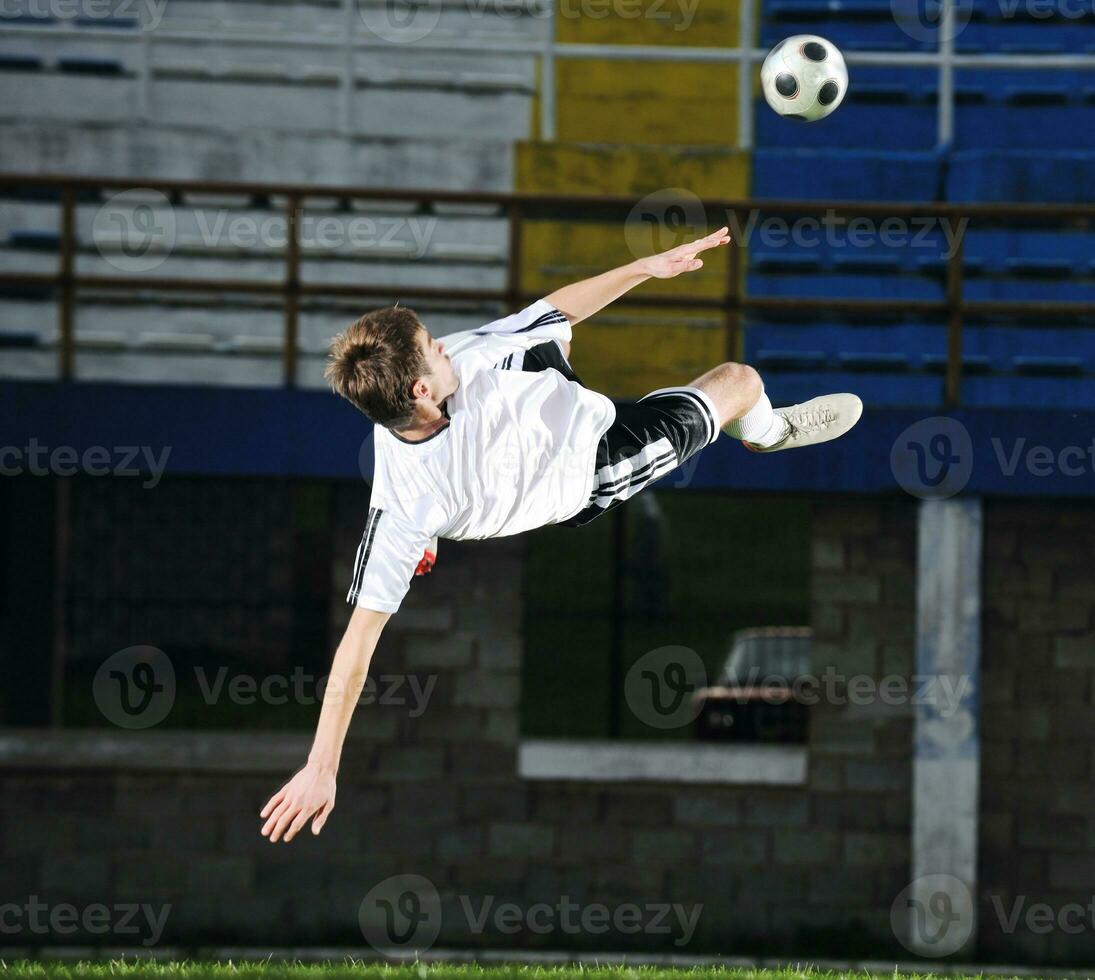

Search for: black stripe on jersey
xmin=348 ymin=507 xmax=384 ymax=603
xmin=592 ymin=448 xmax=677 ymax=496
xmin=516 ymin=310 xmax=569 ymax=334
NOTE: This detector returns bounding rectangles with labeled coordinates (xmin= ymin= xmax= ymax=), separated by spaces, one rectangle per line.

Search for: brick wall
xmin=978 ymin=499 xmax=1095 ymax=966
xmin=2 ymin=492 xmax=925 ymax=958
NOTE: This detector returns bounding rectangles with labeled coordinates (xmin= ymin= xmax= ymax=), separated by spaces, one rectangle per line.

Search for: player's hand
xmin=640 ymin=226 xmax=731 ymax=279
xmin=260 ymin=762 xmax=337 ymax=842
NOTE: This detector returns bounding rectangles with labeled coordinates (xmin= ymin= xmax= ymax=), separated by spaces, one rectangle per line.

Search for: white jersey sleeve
xmin=474 ymin=299 xmax=572 ymax=344
xmin=346 ymin=505 xmax=432 ymax=613
xmin=445 ymin=300 xmax=573 ymax=378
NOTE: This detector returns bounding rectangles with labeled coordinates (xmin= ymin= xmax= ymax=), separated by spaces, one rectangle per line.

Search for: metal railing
xmin=6 ymin=0 xmax=1095 ymax=148
xmin=3 ymin=173 xmax=1095 ymax=406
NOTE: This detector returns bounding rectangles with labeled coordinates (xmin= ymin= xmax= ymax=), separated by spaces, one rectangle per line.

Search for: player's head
xmin=325 ymin=307 xmax=458 ymax=429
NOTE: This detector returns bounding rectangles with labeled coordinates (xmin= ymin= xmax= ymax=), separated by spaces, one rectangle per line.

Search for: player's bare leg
xmin=690 ymin=361 xmax=862 ymax=452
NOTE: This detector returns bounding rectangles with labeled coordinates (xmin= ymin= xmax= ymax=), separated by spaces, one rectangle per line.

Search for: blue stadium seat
xmin=754 ymin=349 xmax=829 ymax=370
xmin=1013 ymin=355 xmax=1085 ymax=376
xmin=922 ymin=353 xmax=994 ymax=374
xmin=946 ymin=151 xmax=1095 ymax=203
xmin=747 ymin=272 xmax=942 ymax=300
xmin=915 ymin=255 xmax=988 ymax=277
xmin=759 ymin=19 xmax=921 ymax=52
xmin=755 ymin=102 xmax=936 ymax=150
xmin=963 ymin=375 xmax=1095 ymax=408
xmin=751 ymin=149 xmax=944 ymax=201
xmin=966 ymin=279 xmax=1095 ymax=303
xmin=832 ymin=254 xmax=902 ymax=274
xmin=759 ymin=369 xmax=943 ymax=406
xmin=959 ymin=230 xmax=1095 ymax=275
xmin=836 ymin=351 xmax=913 ymax=371
xmin=752 ymin=255 xmax=823 ymax=274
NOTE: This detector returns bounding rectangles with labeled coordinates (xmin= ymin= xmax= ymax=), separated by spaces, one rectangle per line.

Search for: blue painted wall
xmin=2 ymin=381 xmax=1094 ymax=498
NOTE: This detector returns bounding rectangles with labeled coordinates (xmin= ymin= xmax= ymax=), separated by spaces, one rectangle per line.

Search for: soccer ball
xmin=760 ymin=35 xmax=848 ymax=122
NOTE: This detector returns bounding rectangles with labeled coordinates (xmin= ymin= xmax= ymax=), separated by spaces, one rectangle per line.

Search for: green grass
xmin=0 ymin=963 xmax=1036 ymax=980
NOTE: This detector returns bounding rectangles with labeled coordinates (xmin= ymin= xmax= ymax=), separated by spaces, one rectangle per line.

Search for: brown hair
xmin=325 ymin=307 xmax=427 ymax=428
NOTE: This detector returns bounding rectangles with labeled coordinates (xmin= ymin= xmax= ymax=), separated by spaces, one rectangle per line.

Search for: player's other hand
xmin=260 ymin=762 xmax=337 ymax=842
xmin=641 ymin=226 xmax=731 ymax=279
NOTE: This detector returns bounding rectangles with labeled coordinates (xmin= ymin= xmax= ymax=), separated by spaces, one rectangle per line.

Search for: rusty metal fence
xmin=2 ymin=173 xmax=1095 ymax=406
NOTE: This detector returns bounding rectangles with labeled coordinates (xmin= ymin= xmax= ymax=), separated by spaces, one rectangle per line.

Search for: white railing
xmin=4 ymin=0 xmax=1095 ymax=146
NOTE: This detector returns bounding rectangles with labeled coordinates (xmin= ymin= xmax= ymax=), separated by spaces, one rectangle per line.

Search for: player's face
xmin=418 ymin=328 xmax=458 ymax=405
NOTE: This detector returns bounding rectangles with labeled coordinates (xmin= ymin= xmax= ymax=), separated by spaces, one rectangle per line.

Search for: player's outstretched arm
xmin=544 ymin=226 xmax=731 ymax=326
xmin=259 ymin=604 xmax=391 ymax=842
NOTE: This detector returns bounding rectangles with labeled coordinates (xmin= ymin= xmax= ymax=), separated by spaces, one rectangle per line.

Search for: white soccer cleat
xmin=744 ymin=393 xmax=863 ymax=453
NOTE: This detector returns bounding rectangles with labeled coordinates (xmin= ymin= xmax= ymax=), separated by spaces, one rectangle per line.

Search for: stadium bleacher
xmin=1 ymin=0 xmax=1094 ymax=406
xmin=750 ymin=0 xmax=1095 ymax=408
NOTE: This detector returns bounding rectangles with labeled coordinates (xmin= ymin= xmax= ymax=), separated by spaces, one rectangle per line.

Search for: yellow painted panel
xmin=556 ymin=60 xmax=735 ymax=98
xmin=555 ymin=0 xmax=740 ymax=47
xmin=514 ymin=142 xmax=750 ymax=198
xmin=521 ymin=218 xmax=729 ymax=300
xmin=569 ymin=314 xmax=726 ymax=397
xmin=554 ymin=61 xmax=739 ymax=145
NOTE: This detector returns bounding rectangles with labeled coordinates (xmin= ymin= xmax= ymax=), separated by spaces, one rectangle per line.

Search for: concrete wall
xmin=3 ymin=488 xmax=1093 ymax=964
xmin=0 ymin=488 xmax=923 ymax=957
xmin=977 ymin=499 xmax=1095 ymax=965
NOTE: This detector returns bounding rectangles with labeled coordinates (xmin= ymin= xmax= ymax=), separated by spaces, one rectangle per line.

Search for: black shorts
xmin=516 ymin=341 xmax=720 ymax=527
xmin=561 ymin=387 xmax=721 ymax=526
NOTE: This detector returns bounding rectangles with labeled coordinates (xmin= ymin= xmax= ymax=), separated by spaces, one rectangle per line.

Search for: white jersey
xmin=348 ymin=300 xmax=616 ymax=613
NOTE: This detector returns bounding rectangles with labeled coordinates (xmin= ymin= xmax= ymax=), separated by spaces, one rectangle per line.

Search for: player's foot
xmin=744 ymin=393 xmax=863 ymax=453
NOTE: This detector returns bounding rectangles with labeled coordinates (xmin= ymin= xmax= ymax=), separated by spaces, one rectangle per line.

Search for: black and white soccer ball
xmin=760 ymin=35 xmax=848 ymax=122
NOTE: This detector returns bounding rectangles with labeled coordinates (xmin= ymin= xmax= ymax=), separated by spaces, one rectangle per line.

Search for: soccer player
xmin=260 ymin=226 xmax=861 ymax=842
